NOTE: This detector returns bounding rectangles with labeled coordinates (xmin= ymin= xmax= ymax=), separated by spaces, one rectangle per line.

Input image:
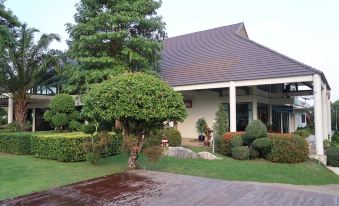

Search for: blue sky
xmin=5 ymin=0 xmax=339 ymax=100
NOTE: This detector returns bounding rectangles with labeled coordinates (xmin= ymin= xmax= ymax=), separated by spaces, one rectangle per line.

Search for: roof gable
xmin=159 ymin=23 xmax=327 ymax=88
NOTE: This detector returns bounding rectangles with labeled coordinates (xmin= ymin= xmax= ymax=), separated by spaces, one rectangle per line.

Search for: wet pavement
xmin=1 ymin=170 xmax=339 ymax=206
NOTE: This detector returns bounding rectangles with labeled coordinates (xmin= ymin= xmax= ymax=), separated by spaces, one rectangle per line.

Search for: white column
xmin=32 ymin=108 xmax=36 ymax=132
xmin=7 ymin=97 xmax=14 ymax=124
xmin=230 ymin=81 xmax=237 ymax=132
xmin=322 ymin=88 xmax=328 ymax=140
xmin=327 ymin=92 xmax=332 ymax=137
xmin=252 ymin=98 xmax=258 ymax=121
xmin=269 ymin=104 xmax=273 ymax=125
xmin=313 ymin=74 xmax=324 ymax=155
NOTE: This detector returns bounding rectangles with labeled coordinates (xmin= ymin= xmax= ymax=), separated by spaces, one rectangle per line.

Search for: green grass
xmin=2 ymin=146 xmax=339 ymax=201
xmin=0 ymin=152 xmax=129 ymax=200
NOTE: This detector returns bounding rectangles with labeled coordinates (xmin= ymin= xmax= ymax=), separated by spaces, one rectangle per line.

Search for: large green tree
xmin=0 ymin=0 xmax=20 ymax=29
xmin=83 ymin=73 xmax=187 ymax=169
xmin=64 ymin=0 xmax=166 ymax=94
xmin=0 ymin=16 xmax=60 ymax=127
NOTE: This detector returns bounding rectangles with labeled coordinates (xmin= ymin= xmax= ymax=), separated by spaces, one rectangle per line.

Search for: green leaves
xmin=64 ymin=0 xmax=167 ymax=94
xmin=83 ymin=73 xmax=187 ymax=135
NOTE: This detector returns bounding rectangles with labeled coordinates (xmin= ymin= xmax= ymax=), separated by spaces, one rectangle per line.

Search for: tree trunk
xmin=14 ymin=96 xmax=28 ymax=130
xmin=127 ymin=146 xmax=139 ymax=170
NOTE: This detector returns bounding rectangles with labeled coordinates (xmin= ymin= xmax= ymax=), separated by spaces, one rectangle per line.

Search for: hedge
xmin=231 ymin=146 xmax=250 ymax=160
xmin=31 ymin=132 xmax=122 ymax=162
xmin=267 ymin=133 xmax=309 ymax=163
xmin=326 ymin=146 xmax=339 ymax=167
xmin=0 ymin=132 xmax=32 ymax=154
xmin=223 ymin=132 xmax=245 ymax=139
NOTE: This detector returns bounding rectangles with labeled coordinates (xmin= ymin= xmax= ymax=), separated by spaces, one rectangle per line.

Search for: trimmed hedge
xmin=326 ymin=146 xmax=339 ymax=167
xmin=245 ymin=120 xmax=267 ymax=139
xmin=0 ymin=132 xmax=32 ymax=154
xmin=231 ymin=146 xmax=250 ymax=160
xmin=267 ymin=133 xmax=309 ymax=163
xmin=163 ymin=128 xmax=182 ymax=147
xmin=144 ymin=128 xmax=182 ymax=148
xmin=223 ymin=132 xmax=245 ymax=139
xmin=31 ymin=132 xmax=122 ymax=162
xmin=220 ymin=138 xmax=232 ymax=156
xmin=231 ymin=135 xmax=243 ymax=147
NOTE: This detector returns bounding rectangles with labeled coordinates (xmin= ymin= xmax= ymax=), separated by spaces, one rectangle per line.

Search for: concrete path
xmin=1 ymin=171 xmax=338 ymax=206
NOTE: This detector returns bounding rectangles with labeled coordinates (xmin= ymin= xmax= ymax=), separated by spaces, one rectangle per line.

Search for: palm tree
xmin=0 ymin=23 xmax=60 ymax=128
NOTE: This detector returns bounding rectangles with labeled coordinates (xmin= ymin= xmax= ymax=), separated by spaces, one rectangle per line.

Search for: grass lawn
xmin=1 ymin=146 xmax=339 ymax=200
xmin=0 ymin=152 xmax=128 ymax=200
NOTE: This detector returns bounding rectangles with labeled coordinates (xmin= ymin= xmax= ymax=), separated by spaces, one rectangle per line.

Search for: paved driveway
xmin=1 ymin=170 xmax=338 ymax=206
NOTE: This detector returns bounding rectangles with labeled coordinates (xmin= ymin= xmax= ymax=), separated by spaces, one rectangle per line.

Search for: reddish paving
xmin=1 ymin=171 xmax=339 ymax=206
xmin=1 ymin=172 xmax=158 ymax=206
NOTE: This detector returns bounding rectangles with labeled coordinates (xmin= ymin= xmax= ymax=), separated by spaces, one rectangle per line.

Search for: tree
xmin=44 ymin=94 xmax=80 ymax=131
xmin=331 ymin=100 xmax=339 ymax=132
xmin=0 ymin=0 xmax=20 ymax=29
xmin=83 ymin=73 xmax=187 ymax=169
xmin=213 ymin=104 xmax=228 ymax=151
xmin=0 ymin=22 xmax=60 ymax=128
xmin=64 ymin=0 xmax=167 ymax=94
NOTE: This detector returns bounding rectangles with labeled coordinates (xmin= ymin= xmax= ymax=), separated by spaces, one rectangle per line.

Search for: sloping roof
xmin=159 ymin=23 xmax=329 ymax=88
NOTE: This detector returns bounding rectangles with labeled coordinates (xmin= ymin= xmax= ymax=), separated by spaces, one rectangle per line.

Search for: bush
xmin=223 ymin=132 xmax=245 ymax=139
xmin=245 ymin=120 xmax=267 ymax=139
xmin=163 ymin=128 xmax=182 ymax=147
xmin=249 ymin=148 xmax=260 ymax=159
xmin=293 ymin=127 xmax=312 ymax=138
xmin=231 ymin=135 xmax=243 ymax=147
xmin=242 ymin=135 xmax=257 ymax=146
xmin=52 ymin=113 xmax=69 ymax=128
xmin=220 ymin=138 xmax=232 ymax=156
xmin=69 ymin=120 xmax=82 ymax=131
xmin=143 ymin=146 xmax=163 ymax=162
xmin=252 ymin=137 xmax=272 ymax=157
xmin=31 ymin=132 xmax=122 ymax=162
xmin=82 ymin=123 xmax=96 ymax=134
xmin=0 ymin=132 xmax=32 ymax=154
xmin=143 ymin=129 xmax=163 ymax=148
xmin=267 ymin=133 xmax=309 ymax=163
xmin=326 ymin=146 xmax=339 ymax=167
xmin=332 ymin=132 xmax=339 ymax=144
xmin=231 ymin=146 xmax=250 ymax=160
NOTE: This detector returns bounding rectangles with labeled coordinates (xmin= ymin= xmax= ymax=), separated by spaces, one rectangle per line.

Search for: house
xmin=0 ymin=23 xmax=331 ymax=158
xmin=159 ymin=23 xmax=331 ymax=157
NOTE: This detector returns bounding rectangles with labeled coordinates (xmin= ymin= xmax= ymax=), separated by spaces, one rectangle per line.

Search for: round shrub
xmin=326 ymin=146 xmax=339 ymax=167
xmin=69 ymin=120 xmax=81 ymax=131
xmin=249 ymin=148 xmax=259 ymax=159
xmin=252 ymin=137 xmax=272 ymax=156
xmin=242 ymin=135 xmax=257 ymax=146
xmin=49 ymin=94 xmax=75 ymax=114
xmin=220 ymin=138 xmax=232 ymax=156
xmin=231 ymin=146 xmax=250 ymax=160
xmin=245 ymin=120 xmax=267 ymax=139
xmin=267 ymin=134 xmax=309 ymax=163
xmin=163 ymin=128 xmax=182 ymax=147
xmin=143 ymin=129 xmax=163 ymax=148
xmin=231 ymin=135 xmax=243 ymax=147
xmin=82 ymin=123 xmax=96 ymax=134
xmin=293 ymin=128 xmax=311 ymax=138
xmin=52 ymin=113 xmax=69 ymax=128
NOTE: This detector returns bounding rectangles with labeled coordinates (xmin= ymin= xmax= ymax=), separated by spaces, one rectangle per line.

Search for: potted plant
xmin=196 ymin=118 xmax=207 ymax=141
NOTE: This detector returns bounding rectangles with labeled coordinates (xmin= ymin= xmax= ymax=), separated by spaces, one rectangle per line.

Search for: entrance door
xmin=272 ymin=111 xmax=290 ymax=133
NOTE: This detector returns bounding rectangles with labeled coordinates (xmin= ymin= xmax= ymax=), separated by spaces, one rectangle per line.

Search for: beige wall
xmin=178 ymin=90 xmax=220 ymax=138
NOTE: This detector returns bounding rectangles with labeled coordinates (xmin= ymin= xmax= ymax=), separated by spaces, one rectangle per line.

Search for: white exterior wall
xmin=177 ymin=91 xmax=220 ymax=138
xmin=294 ymin=110 xmax=307 ymax=129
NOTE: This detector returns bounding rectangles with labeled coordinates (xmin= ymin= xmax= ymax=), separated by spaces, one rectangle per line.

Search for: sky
xmin=4 ymin=0 xmax=339 ymax=100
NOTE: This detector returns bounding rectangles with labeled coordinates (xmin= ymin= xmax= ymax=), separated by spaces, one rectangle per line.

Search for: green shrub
xmin=144 ymin=129 xmax=163 ymax=148
xmin=293 ymin=127 xmax=312 ymax=138
xmin=326 ymin=146 xmax=339 ymax=167
xmin=82 ymin=123 xmax=96 ymax=134
xmin=220 ymin=138 xmax=232 ymax=156
xmin=332 ymin=133 xmax=339 ymax=144
xmin=163 ymin=128 xmax=182 ymax=147
xmin=31 ymin=132 xmax=122 ymax=162
xmin=249 ymin=148 xmax=260 ymax=159
xmin=267 ymin=134 xmax=309 ymax=163
xmin=69 ymin=120 xmax=82 ymax=131
xmin=52 ymin=113 xmax=69 ymax=128
xmin=231 ymin=135 xmax=243 ymax=147
xmin=231 ymin=146 xmax=250 ymax=160
xmin=245 ymin=120 xmax=267 ymax=139
xmin=252 ymin=137 xmax=272 ymax=152
xmin=242 ymin=135 xmax=257 ymax=146
xmin=0 ymin=132 xmax=32 ymax=154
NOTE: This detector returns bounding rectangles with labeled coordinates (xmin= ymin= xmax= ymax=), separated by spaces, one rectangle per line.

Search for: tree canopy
xmin=83 ymin=72 xmax=187 ymax=169
xmin=64 ymin=0 xmax=167 ymax=94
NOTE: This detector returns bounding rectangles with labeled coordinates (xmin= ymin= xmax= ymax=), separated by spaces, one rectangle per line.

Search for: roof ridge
xmin=166 ymin=22 xmax=244 ymax=41
xmin=233 ymin=33 xmax=323 ymax=74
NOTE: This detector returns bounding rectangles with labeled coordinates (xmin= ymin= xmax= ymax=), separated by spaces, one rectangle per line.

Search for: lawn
xmin=0 ymin=152 xmax=128 ymax=200
xmin=1 ymin=146 xmax=339 ymax=200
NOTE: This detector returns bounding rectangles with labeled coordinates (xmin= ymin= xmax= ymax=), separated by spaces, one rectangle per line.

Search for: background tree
xmin=0 ymin=0 xmax=20 ymax=29
xmin=331 ymin=100 xmax=339 ymax=132
xmin=213 ymin=104 xmax=228 ymax=151
xmin=64 ymin=0 xmax=167 ymax=94
xmin=0 ymin=22 xmax=60 ymax=128
xmin=83 ymin=73 xmax=187 ymax=169
xmin=44 ymin=94 xmax=80 ymax=131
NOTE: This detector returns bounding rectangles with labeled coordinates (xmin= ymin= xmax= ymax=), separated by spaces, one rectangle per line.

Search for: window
xmin=301 ymin=114 xmax=306 ymax=123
